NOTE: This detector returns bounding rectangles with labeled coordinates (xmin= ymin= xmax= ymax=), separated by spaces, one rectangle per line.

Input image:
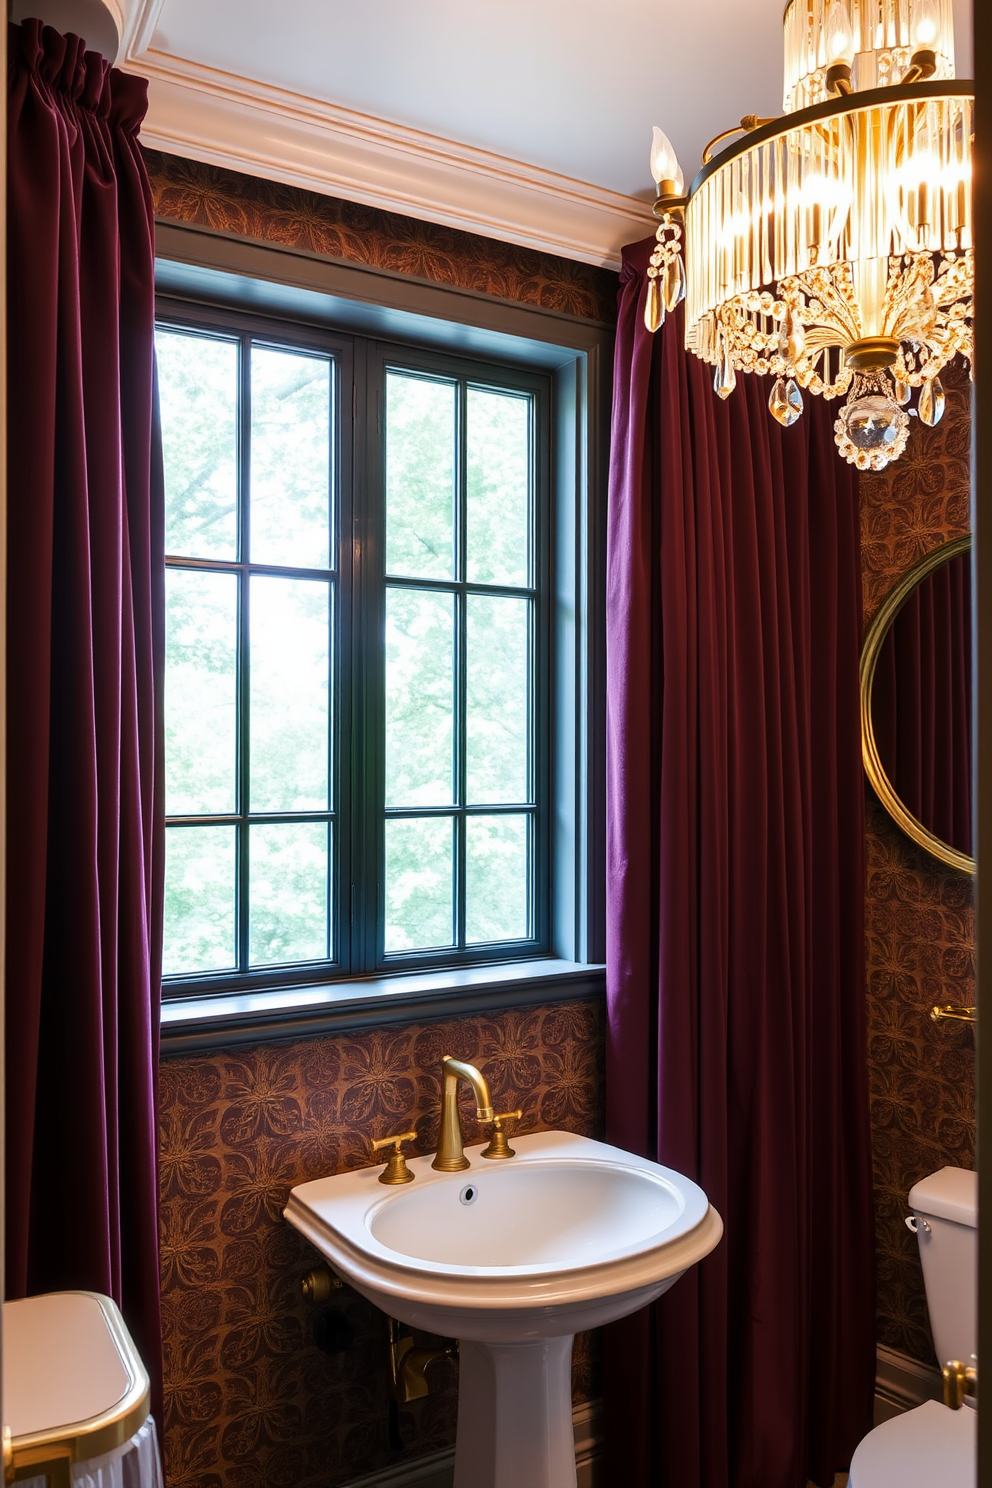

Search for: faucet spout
xmin=432 ymin=1056 xmax=494 ymax=1172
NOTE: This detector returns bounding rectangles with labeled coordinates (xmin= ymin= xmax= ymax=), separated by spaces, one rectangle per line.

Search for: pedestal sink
xmin=285 ymin=1130 xmax=722 ymax=1488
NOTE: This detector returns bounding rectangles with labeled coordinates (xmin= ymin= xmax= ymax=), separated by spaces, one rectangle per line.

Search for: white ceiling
xmin=118 ymin=0 xmax=975 ymax=268
xmin=147 ymin=0 xmax=786 ymax=202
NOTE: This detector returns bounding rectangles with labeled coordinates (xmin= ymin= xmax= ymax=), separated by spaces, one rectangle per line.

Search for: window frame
xmin=154 ymin=223 xmax=608 ymax=1049
xmin=158 ymin=303 xmax=555 ymax=998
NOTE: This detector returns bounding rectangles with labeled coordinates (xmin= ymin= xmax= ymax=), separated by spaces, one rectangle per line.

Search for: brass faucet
xmin=431 ymin=1056 xmax=494 ymax=1171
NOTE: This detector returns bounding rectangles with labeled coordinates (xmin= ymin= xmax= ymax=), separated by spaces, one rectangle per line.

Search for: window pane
xmin=250 ymin=576 xmax=330 ymax=812
xmin=249 ymin=822 xmax=329 ymax=966
xmin=165 ymin=569 xmax=238 ymax=815
xmin=157 ymin=329 xmax=238 ymax=559
xmin=250 ymin=346 xmax=331 ymax=568
xmin=163 ymin=825 xmax=237 ymax=975
xmin=386 ymin=373 xmax=455 ymax=579
xmin=467 ymin=388 xmax=530 ymax=586
xmin=386 ymin=588 xmax=454 ymax=807
xmin=466 ymin=815 xmax=530 ymax=943
xmin=384 ymin=816 xmax=454 ymax=952
xmin=466 ymin=594 xmax=530 ymax=804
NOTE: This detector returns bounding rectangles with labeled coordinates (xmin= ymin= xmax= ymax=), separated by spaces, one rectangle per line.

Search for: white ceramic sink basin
xmin=285 ymin=1130 xmax=722 ymax=1488
xmin=367 ymin=1151 xmax=697 ymax=1272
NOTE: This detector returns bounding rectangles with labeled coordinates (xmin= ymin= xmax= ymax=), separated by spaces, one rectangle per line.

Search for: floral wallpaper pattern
xmin=159 ymin=1000 xmax=604 ymax=1488
xmin=859 ymin=357 xmax=975 ymax=1364
xmin=144 ymin=151 xmax=619 ymax=325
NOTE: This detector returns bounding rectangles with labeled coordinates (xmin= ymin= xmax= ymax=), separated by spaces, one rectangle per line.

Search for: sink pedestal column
xmin=454 ymin=1335 xmax=576 ymax=1488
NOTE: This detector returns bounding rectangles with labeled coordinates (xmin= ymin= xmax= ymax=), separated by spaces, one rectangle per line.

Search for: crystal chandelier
xmin=645 ymin=0 xmax=973 ymax=470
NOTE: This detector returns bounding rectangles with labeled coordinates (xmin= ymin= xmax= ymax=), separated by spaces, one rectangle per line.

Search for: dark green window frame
xmin=159 ymin=300 xmax=552 ymax=999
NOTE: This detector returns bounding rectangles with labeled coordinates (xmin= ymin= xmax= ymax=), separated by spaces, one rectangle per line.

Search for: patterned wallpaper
xmin=859 ymin=357 xmax=975 ymax=1364
xmin=144 ymin=150 xmax=619 ymax=325
xmin=159 ymin=1001 xmax=604 ymax=1488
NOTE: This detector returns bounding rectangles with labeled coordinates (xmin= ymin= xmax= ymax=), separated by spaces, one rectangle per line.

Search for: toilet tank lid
xmin=908 ymin=1167 xmax=977 ymax=1227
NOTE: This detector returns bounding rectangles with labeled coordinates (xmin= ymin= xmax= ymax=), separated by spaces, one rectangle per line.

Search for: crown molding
xmin=121 ymin=4 xmax=651 ymax=269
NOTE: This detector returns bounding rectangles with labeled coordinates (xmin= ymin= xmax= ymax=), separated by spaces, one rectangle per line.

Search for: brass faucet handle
xmin=371 ymin=1130 xmax=418 ymax=1185
xmin=942 ymin=1359 xmax=978 ymax=1410
xmin=481 ymin=1109 xmax=523 ymax=1161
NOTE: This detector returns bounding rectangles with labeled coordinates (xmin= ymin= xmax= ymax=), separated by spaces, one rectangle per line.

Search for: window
xmin=158 ymin=308 xmax=549 ymax=996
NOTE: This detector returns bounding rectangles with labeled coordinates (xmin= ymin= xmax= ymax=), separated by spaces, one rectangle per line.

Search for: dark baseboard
xmin=874 ymin=1343 xmax=942 ymax=1425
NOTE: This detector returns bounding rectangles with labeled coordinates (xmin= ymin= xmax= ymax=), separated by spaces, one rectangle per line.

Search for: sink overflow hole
xmin=459 ymin=1184 xmax=478 ymax=1205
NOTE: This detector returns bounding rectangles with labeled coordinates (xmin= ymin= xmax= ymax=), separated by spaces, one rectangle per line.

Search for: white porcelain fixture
xmin=3 ymin=1290 xmax=162 ymax=1487
xmin=849 ymin=1166 xmax=977 ymax=1488
xmin=285 ymin=1129 xmax=722 ymax=1488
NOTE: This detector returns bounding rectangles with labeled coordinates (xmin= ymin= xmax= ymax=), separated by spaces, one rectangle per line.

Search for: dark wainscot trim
xmin=160 ymin=959 xmax=606 ymax=1054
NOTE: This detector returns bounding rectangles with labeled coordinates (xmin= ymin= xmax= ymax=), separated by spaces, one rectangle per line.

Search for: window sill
xmin=159 ymin=958 xmax=606 ymax=1055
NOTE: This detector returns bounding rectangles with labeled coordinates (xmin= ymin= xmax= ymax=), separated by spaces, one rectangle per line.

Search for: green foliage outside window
xmin=158 ymin=320 xmax=541 ymax=987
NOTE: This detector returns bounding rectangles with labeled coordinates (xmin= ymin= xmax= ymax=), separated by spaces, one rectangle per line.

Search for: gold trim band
xmin=7 ymin=1293 xmax=151 ymax=1476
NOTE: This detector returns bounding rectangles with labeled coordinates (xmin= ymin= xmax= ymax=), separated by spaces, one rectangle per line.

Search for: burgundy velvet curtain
xmin=6 ymin=20 xmax=164 ymax=1403
xmin=605 ymin=237 xmax=875 ymax=1488
xmin=872 ymin=550 xmax=972 ymax=854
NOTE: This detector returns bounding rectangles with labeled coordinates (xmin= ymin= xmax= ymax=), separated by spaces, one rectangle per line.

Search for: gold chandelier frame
xmin=646 ymin=60 xmax=973 ymax=470
xmin=684 ymin=80 xmax=972 ymax=369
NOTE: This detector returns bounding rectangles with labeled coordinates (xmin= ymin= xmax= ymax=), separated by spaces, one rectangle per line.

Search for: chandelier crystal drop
xmin=918 ymin=374 xmax=946 ymax=425
xmin=769 ymin=376 xmax=805 ymax=427
xmin=645 ymin=0 xmax=972 ymax=470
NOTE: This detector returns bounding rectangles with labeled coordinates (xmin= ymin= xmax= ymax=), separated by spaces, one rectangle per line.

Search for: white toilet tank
xmin=907 ymin=1166 xmax=977 ymax=1374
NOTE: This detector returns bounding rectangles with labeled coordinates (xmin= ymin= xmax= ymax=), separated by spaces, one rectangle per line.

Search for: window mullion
xmin=237 ymin=333 xmax=252 ymax=973
xmin=455 ymin=378 xmax=468 ymax=952
xmin=350 ymin=340 xmax=379 ymax=976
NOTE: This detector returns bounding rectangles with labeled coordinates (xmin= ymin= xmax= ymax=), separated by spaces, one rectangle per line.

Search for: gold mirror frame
xmin=860 ymin=533 xmax=974 ymax=874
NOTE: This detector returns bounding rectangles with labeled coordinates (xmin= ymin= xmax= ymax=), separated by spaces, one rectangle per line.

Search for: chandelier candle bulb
xmin=650 ymin=125 xmax=684 ymax=194
xmin=825 ymin=0 xmax=855 ymax=64
xmin=911 ymin=0 xmax=941 ymax=49
xmin=645 ymin=0 xmax=972 ymax=470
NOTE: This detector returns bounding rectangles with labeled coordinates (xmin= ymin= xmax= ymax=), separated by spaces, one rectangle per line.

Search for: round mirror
xmin=861 ymin=534 xmax=973 ymax=873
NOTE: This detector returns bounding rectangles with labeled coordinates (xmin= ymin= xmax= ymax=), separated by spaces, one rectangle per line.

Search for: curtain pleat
xmin=5 ymin=18 xmax=164 ymax=1410
xmin=604 ymin=236 xmax=875 ymax=1487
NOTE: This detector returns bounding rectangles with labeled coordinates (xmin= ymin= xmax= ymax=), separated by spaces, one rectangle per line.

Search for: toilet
xmin=850 ymin=1166 xmax=976 ymax=1488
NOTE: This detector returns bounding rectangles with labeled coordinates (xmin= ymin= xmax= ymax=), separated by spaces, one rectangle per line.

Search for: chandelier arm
xmin=901 ymin=49 xmax=937 ymax=86
xmin=701 ymin=115 xmax=776 ymax=166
